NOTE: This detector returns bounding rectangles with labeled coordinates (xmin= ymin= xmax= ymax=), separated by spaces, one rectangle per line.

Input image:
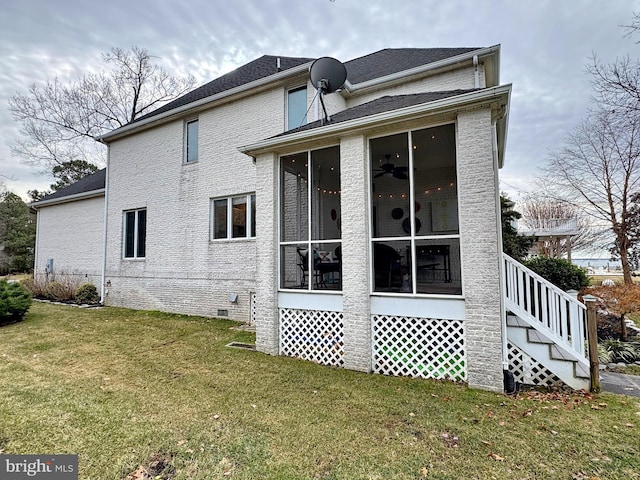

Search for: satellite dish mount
xmin=309 ymin=57 xmax=347 ymax=125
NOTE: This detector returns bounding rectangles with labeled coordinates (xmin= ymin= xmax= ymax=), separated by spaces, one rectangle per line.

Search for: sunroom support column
xmin=340 ymin=134 xmax=372 ymax=372
xmin=457 ymin=109 xmax=504 ymax=392
xmin=254 ymin=152 xmax=279 ymax=355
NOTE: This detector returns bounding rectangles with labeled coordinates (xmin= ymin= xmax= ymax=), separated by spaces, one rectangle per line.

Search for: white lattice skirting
xmin=507 ymin=342 xmax=561 ymax=387
xmin=279 ymin=308 xmax=344 ymax=367
xmin=372 ymin=315 xmax=466 ymax=381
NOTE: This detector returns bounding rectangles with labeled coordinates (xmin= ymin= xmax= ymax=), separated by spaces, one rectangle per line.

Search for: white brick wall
xmin=34 ymin=196 xmax=104 ymax=287
xmin=457 ymin=109 xmax=504 ymax=392
xmin=347 ymin=66 xmax=485 ymax=108
xmin=340 ymin=134 xmax=372 ymax=371
xmin=104 ymin=87 xmax=290 ymax=320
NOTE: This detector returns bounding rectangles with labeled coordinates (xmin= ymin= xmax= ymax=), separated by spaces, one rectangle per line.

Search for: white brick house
xmin=32 ymin=46 xmax=594 ymax=392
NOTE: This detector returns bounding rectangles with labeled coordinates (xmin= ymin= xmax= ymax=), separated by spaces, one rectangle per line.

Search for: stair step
xmin=507 ymin=324 xmax=590 ymax=390
xmin=550 ymin=344 xmax=575 ymax=361
xmin=575 ymin=362 xmax=590 ymax=379
xmin=527 ymin=329 xmax=553 ymax=344
xmin=506 ymin=314 xmax=530 ymax=328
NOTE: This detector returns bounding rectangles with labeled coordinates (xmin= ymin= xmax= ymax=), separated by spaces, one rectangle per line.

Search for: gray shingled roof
xmin=343 ymin=48 xmax=479 ymax=84
xmin=133 ymin=48 xmax=481 ymax=124
xmin=134 ymin=55 xmax=314 ymax=122
xmin=275 ymin=90 xmax=478 ymax=137
xmin=32 ymin=168 xmax=105 ymax=205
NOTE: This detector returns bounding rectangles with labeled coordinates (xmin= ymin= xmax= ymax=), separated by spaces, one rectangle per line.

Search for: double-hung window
xmin=124 ymin=208 xmax=146 ymax=259
xmin=287 ymin=86 xmax=307 ymax=131
xmin=185 ymin=119 xmax=199 ymax=163
xmin=211 ymin=194 xmax=256 ymax=240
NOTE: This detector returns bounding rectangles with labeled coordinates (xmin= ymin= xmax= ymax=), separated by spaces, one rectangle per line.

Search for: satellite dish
xmin=309 ymin=57 xmax=347 ymax=94
xmin=309 ymin=57 xmax=347 ymax=124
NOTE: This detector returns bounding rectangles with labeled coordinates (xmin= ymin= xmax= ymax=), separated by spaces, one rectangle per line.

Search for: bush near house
xmin=74 ymin=283 xmax=100 ymax=304
xmin=0 ymin=280 xmax=32 ymax=325
xmin=524 ymin=256 xmax=590 ymax=291
xmin=22 ymin=275 xmax=99 ymax=305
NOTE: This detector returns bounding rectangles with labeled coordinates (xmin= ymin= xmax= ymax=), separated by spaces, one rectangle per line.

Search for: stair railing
xmin=503 ymin=253 xmax=587 ymax=360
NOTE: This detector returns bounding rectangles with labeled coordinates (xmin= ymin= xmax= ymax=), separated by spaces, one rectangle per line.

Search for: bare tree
xmin=9 ymin=46 xmax=196 ymax=170
xmin=543 ymin=105 xmax=640 ymax=284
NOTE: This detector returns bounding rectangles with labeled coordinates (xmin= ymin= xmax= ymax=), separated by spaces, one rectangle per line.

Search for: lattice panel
xmin=279 ymin=308 xmax=344 ymax=367
xmin=249 ymin=291 xmax=256 ymax=325
xmin=373 ymin=315 xmax=466 ymax=381
xmin=507 ymin=342 xmax=562 ymax=387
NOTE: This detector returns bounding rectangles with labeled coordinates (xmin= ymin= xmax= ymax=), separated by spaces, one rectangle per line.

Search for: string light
xmin=373 ymin=182 xmax=456 ymax=199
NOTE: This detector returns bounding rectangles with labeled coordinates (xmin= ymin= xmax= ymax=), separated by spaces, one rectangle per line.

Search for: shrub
xmin=600 ymin=339 xmax=640 ymax=363
xmin=0 ymin=280 xmax=32 ymax=325
xmin=74 ymin=283 xmax=100 ymax=305
xmin=45 ymin=280 xmax=75 ymax=302
xmin=523 ymin=256 xmax=590 ymax=291
xmin=21 ymin=277 xmax=48 ymax=298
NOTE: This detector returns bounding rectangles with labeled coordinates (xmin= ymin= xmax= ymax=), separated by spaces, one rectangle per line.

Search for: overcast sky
xmin=0 ymin=0 xmax=637 ymax=201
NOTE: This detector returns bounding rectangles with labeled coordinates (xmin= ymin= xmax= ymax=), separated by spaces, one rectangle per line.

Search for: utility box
xmin=45 ymin=258 xmax=54 ymax=274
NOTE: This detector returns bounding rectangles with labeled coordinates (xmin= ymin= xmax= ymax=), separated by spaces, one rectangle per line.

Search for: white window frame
xmin=278 ymin=145 xmax=342 ymax=292
xmin=368 ymin=122 xmax=462 ymax=297
xmin=286 ymin=85 xmax=308 ymax=131
xmin=210 ymin=193 xmax=256 ymax=240
xmin=123 ymin=208 xmax=146 ymax=259
xmin=184 ymin=118 xmax=199 ymax=163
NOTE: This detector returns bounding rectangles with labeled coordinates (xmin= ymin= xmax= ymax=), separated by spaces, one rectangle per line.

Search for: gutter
xmin=241 ymin=84 xmax=512 ymax=156
xmin=96 ymin=62 xmax=314 ymax=143
xmin=30 ymin=189 xmax=105 ymax=209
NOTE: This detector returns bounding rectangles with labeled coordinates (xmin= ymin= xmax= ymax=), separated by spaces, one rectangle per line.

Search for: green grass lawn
xmin=1 ymin=303 xmax=639 ymax=479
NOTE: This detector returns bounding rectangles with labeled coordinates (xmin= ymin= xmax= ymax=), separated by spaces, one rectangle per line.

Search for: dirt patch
xmin=124 ymin=452 xmax=175 ymax=480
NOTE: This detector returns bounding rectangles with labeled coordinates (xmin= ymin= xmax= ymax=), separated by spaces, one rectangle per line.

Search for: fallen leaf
xmin=488 ymin=453 xmax=505 ymax=461
xmin=421 ymin=467 xmax=429 ymax=477
xmin=481 ymin=440 xmax=492 ymax=446
xmin=499 ymin=421 xmax=506 ymax=426
xmin=213 ymin=414 xmax=220 ymax=419
xmin=625 ymin=423 xmax=634 ymax=428
xmin=409 ymin=412 xmax=415 ymax=417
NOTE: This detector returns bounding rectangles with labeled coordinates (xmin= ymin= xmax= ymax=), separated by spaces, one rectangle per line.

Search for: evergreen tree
xmin=0 ymin=192 xmax=36 ymax=273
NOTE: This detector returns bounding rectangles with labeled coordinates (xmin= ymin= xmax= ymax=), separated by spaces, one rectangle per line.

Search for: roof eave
xmin=341 ymin=45 xmax=501 ymax=97
xmin=96 ymin=61 xmax=314 ymax=143
xmin=241 ymin=84 xmax=512 ymax=157
xmin=30 ymin=189 xmax=105 ymax=209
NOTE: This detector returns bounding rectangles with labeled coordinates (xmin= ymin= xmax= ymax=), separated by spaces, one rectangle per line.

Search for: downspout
xmin=99 ymin=142 xmax=110 ymax=304
xmin=473 ymin=55 xmax=480 ymax=88
xmin=33 ymin=208 xmax=40 ymax=277
xmin=491 ymin=113 xmax=508 ymax=370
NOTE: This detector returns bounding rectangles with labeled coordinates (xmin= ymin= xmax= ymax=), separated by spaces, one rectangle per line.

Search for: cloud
xmin=0 ymin=0 xmax=637 ymax=200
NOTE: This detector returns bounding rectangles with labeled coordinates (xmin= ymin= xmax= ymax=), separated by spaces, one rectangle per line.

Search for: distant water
xmin=573 ymin=258 xmax=622 ymax=271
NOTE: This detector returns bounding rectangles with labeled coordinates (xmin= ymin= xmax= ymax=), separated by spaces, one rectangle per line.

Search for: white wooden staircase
xmin=503 ymin=254 xmax=591 ymax=390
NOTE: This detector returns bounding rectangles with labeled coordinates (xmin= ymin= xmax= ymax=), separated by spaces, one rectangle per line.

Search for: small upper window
xmin=185 ymin=119 xmax=199 ymax=163
xmin=287 ymin=87 xmax=307 ymax=131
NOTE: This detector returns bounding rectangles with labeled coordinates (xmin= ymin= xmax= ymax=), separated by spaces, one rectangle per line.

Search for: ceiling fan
xmin=374 ymin=154 xmax=408 ymax=179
